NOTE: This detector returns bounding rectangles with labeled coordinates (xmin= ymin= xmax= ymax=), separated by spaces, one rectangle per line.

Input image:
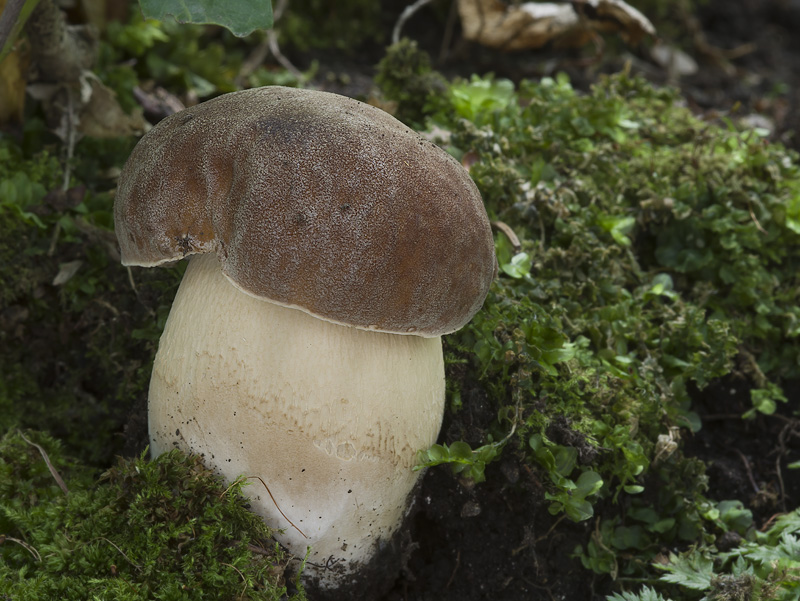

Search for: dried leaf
xmin=52 ymin=260 xmax=83 ymax=286
xmin=650 ymin=41 xmax=698 ymax=76
xmin=79 ymin=75 xmax=146 ymax=138
xmin=457 ymin=0 xmax=655 ymax=51
xmin=133 ymin=85 xmax=185 ymax=122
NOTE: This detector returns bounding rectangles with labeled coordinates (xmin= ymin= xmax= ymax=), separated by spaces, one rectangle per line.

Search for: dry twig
xmin=222 ymin=475 xmax=308 ymax=539
xmin=0 ymin=534 xmax=42 ymax=562
xmin=18 ymin=430 xmax=69 ymax=495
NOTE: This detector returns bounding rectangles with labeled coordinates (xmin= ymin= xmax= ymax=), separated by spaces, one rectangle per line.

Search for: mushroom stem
xmin=148 ymin=253 xmax=445 ymax=589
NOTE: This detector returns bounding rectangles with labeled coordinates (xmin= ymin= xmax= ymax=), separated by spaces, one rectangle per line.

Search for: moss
xmin=375 ymin=39 xmax=449 ymax=128
xmin=377 ymin=47 xmax=800 ymax=590
xmin=0 ymin=430 xmax=304 ymax=601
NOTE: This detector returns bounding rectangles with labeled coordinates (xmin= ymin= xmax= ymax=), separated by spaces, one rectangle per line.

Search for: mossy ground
xmin=2 ymin=2 xmax=800 ymax=600
xmin=0 ymin=430 xmax=304 ymax=600
xmin=377 ymin=41 xmax=800 ymax=598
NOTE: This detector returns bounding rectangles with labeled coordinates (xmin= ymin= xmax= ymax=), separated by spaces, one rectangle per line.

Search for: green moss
xmin=377 ymin=48 xmax=800 ymax=592
xmin=0 ymin=430 xmax=304 ymax=601
xmin=375 ymin=39 xmax=449 ymax=128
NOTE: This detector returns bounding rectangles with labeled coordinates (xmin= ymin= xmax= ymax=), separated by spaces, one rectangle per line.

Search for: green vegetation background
xmin=2 ymin=5 xmax=800 ymax=600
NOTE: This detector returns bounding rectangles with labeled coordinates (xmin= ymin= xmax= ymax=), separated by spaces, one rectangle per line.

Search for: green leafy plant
xmin=608 ymin=586 xmax=673 ymax=601
xmin=375 ymin=39 xmax=449 ymax=128
xmin=279 ymin=0 xmax=383 ymax=53
xmin=449 ymin=75 xmax=516 ymax=123
xmin=607 ymin=511 xmax=800 ymax=600
xmin=139 ymin=0 xmax=273 ymax=36
xmin=379 ymin=48 xmax=800 ymax=597
xmin=415 ymin=440 xmax=504 ymax=483
xmin=530 ymin=434 xmax=603 ymax=521
xmin=1 ymin=0 xmax=274 ymax=65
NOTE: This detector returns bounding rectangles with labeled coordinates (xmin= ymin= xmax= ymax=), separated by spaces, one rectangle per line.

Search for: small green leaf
xmin=449 ymin=441 xmax=473 ymax=460
xmin=553 ymin=446 xmax=578 ymax=477
xmin=426 ymin=444 xmax=447 ymax=463
xmin=575 ymin=471 xmax=604 ymax=497
xmin=565 ymin=498 xmax=594 ymax=522
xmin=449 ymin=76 xmax=515 ymax=121
xmin=611 ymin=525 xmax=646 ymax=550
xmin=629 ymin=507 xmax=659 ymax=524
xmin=598 ymin=215 xmax=635 ymax=247
xmin=501 ymin=252 xmax=532 ymax=278
xmin=624 ymin=485 xmax=644 ymax=494
xmin=656 ymin=552 xmax=714 ymax=591
xmin=650 ymin=518 xmax=675 ymax=534
xmin=606 ymin=586 xmax=672 ymax=601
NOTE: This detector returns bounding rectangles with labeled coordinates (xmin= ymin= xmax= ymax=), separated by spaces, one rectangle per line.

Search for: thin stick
xmin=266 ymin=28 xmax=303 ymax=81
xmin=438 ymin=0 xmax=458 ymax=63
xmin=265 ymin=0 xmax=304 ymax=82
xmin=126 ymin=266 xmax=139 ymax=296
xmin=775 ymin=420 xmax=800 ymax=513
xmin=223 ymin=476 xmax=308 ymax=539
xmin=491 ymin=220 xmax=522 ymax=253
xmin=0 ymin=534 xmax=42 ymax=562
xmin=18 ymin=430 xmax=69 ymax=495
xmin=748 ymin=202 xmax=768 ymax=235
xmin=445 ymin=549 xmax=460 ymax=589
xmin=93 ymin=537 xmax=142 ymax=571
xmin=221 ymin=561 xmax=248 ymax=601
xmin=534 ymin=514 xmax=566 ymax=544
xmin=733 ymin=448 xmax=760 ymax=494
xmin=393 ymin=0 xmax=437 ymax=45
xmin=62 ymin=88 xmax=77 ymax=192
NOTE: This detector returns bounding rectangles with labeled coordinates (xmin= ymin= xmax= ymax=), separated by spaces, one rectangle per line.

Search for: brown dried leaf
xmin=79 ymin=75 xmax=146 ymax=138
xmin=133 ymin=84 xmax=185 ymax=122
xmin=52 ymin=259 xmax=83 ymax=286
xmin=457 ymin=0 xmax=655 ymax=51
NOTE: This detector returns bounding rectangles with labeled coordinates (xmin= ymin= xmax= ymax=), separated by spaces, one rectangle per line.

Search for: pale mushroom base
xmin=148 ymin=253 xmax=445 ymax=594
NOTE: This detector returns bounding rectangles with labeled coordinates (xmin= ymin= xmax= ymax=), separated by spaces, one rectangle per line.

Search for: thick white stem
xmin=148 ymin=253 xmax=445 ymax=588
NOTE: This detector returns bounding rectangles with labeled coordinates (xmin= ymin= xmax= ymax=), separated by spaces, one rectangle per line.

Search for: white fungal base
xmin=148 ymin=253 xmax=445 ymax=591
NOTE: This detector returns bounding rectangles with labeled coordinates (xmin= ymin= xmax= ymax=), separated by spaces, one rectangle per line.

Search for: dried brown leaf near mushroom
xmin=456 ymin=0 xmax=655 ymax=51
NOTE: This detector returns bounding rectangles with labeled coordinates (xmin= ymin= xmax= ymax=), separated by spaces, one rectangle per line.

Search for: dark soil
xmin=685 ymin=377 xmax=800 ymax=524
xmin=389 ymin=394 xmax=598 ymax=601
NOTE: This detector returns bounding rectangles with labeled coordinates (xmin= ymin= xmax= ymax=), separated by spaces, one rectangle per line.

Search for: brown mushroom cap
xmin=114 ymin=86 xmax=496 ymax=336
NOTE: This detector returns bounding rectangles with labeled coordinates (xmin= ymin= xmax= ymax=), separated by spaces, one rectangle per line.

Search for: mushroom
xmin=114 ymin=86 xmax=496 ymax=596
